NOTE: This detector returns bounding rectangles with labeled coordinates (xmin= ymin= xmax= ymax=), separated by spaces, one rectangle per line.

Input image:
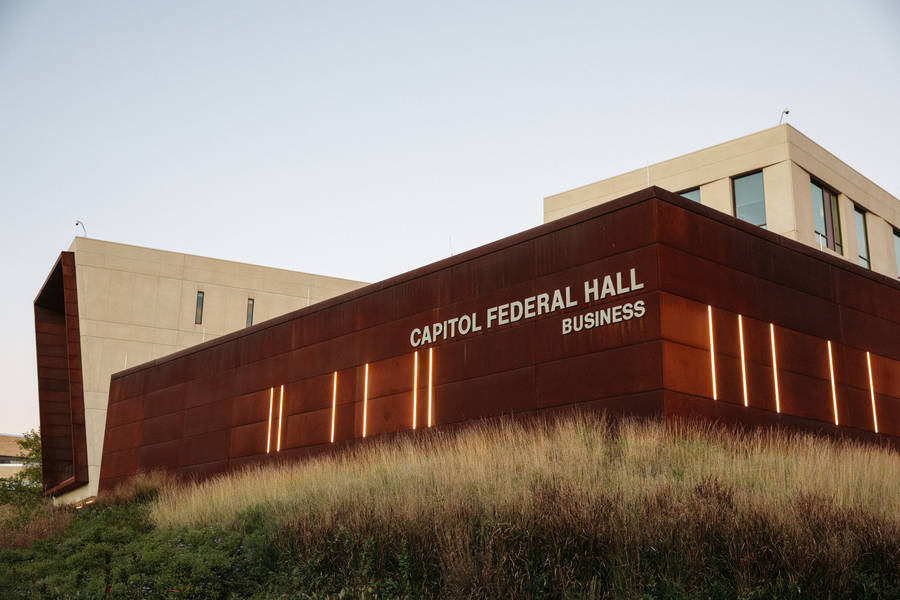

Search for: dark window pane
xmin=195 ymin=291 xmax=204 ymax=324
xmin=733 ymin=172 xmax=766 ymax=227
xmin=893 ymin=230 xmax=900 ymax=280
xmin=680 ymin=188 xmax=701 ymax=203
xmin=246 ymin=298 xmax=255 ymax=328
xmin=811 ymin=181 xmax=827 ymax=246
xmin=830 ymin=192 xmax=842 ymax=255
xmin=855 ymin=208 xmax=869 ymax=269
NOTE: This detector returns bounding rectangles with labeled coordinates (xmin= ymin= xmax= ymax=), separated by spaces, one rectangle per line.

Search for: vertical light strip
xmin=266 ymin=387 xmax=273 ymax=454
xmin=277 ymin=384 xmax=285 ymax=451
xmin=707 ymin=305 xmax=717 ymax=400
xmin=738 ymin=315 xmax=748 ymax=407
xmin=866 ymin=351 xmax=878 ymax=434
xmin=770 ymin=324 xmax=780 ymax=414
xmin=827 ymin=341 xmax=839 ymax=426
xmin=330 ymin=371 xmax=338 ymax=443
xmin=362 ymin=363 xmax=369 ymax=438
xmin=427 ymin=347 xmax=434 ymax=427
xmin=412 ymin=351 xmax=418 ymax=430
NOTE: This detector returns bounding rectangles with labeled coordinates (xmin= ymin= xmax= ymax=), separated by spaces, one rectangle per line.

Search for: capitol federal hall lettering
xmin=95 ymin=188 xmax=900 ymax=493
xmin=408 ymin=268 xmax=646 ymax=348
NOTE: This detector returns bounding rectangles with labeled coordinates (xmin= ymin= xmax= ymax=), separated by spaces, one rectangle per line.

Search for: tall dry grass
xmin=144 ymin=414 xmax=899 ymax=597
xmin=5 ymin=415 xmax=896 ymax=598
xmin=0 ymin=502 xmax=74 ymax=550
xmin=152 ymin=414 xmax=899 ymax=531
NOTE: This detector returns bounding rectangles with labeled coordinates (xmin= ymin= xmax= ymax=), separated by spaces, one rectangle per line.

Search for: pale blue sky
xmin=2 ymin=1 xmax=899 ymax=434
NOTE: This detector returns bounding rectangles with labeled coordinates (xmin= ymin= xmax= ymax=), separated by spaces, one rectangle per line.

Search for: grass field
xmin=2 ymin=413 xmax=898 ymax=598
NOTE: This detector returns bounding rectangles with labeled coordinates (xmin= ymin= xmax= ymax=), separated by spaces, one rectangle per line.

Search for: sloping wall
xmin=34 ymin=252 xmax=89 ymax=495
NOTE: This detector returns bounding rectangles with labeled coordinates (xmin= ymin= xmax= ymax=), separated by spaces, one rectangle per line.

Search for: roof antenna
xmin=779 ymin=108 xmax=790 ymax=124
xmin=75 ymin=220 xmax=86 ymax=237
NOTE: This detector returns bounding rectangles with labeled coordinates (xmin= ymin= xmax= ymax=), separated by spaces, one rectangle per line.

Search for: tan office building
xmin=0 ymin=434 xmax=25 ymax=479
xmin=36 ymin=238 xmax=367 ymax=503
xmin=545 ymin=125 xmax=900 ymax=280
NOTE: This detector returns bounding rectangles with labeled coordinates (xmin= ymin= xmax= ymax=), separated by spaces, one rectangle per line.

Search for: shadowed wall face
xmin=97 ymin=190 xmax=900 ymax=493
xmin=34 ymin=252 xmax=88 ymax=495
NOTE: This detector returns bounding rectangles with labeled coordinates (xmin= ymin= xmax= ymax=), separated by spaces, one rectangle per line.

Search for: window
xmin=246 ymin=298 xmax=255 ymax=327
xmin=733 ymin=171 xmax=766 ymax=227
xmin=810 ymin=181 xmax=842 ymax=254
xmin=195 ymin=291 xmax=205 ymax=324
xmin=855 ymin=207 xmax=870 ymax=269
xmin=893 ymin=229 xmax=900 ymax=280
xmin=680 ymin=188 xmax=701 ymax=203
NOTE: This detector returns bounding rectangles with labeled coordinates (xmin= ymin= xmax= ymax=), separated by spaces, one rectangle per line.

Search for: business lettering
xmin=409 ymin=268 xmax=645 ymax=348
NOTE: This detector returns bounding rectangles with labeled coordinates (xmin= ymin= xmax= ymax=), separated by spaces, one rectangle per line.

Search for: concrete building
xmin=34 ymin=238 xmax=367 ymax=502
xmin=0 ymin=434 xmax=25 ymax=479
xmin=545 ymin=125 xmax=900 ymax=280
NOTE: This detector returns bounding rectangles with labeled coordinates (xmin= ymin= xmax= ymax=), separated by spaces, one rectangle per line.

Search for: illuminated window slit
xmin=412 ymin=351 xmax=418 ymax=430
xmin=330 ymin=371 xmax=337 ymax=443
xmin=738 ymin=315 xmax=748 ymax=407
xmin=362 ymin=363 xmax=369 ymax=438
xmin=707 ymin=305 xmax=717 ymax=400
xmin=266 ymin=387 xmax=273 ymax=454
xmin=770 ymin=324 xmax=780 ymax=413
xmin=827 ymin=341 xmax=838 ymax=426
xmin=866 ymin=352 xmax=878 ymax=434
xmin=427 ymin=348 xmax=433 ymax=427
xmin=277 ymin=384 xmax=285 ymax=451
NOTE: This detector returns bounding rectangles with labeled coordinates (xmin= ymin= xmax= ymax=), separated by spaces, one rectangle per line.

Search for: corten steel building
xmin=94 ymin=187 xmax=899 ymax=493
xmin=32 ymin=126 xmax=900 ymax=498
xmin=33 ymin=238 xmax=367 ymax=502
xmin=546 ymin=125 xmax=900 ymax=280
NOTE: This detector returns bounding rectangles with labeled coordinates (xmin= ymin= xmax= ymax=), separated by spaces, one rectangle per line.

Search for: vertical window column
xmin=195 ymin=291 xmax=205 ymax=324
xmin=246 ymin=298 xmax=255 ymax=327
xmin=733 ymin=171 xmax=766 ymax=228
xmin=855 ymin=207 xmax=870 ymax=269
xmin=893 ymin=229 xmax=900 ymax=280
xmin=810 ymin=181 xmax=842 ymax=254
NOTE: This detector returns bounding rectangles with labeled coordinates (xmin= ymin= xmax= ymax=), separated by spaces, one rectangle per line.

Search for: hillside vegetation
xmin=1 ymin=413 xmax=898 ymax=599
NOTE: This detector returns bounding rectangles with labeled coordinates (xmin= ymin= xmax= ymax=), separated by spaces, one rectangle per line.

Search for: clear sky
xmin=2 ymin=1 xmax=899 ymax=434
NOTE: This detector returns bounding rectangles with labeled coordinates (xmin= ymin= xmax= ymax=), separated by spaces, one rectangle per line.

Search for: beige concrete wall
xmin=543 ymin=124 xmax=899 ymax=278
xmin=763 ymin=162 xmax=797 ymax=239
xmin=700 ymin=178 xmax=733 ymax=216
xmin=0 ymin=465 xmax=24 ymax=478
xmin=0 ymin=434 xmax=24 ymax=479
xmin=866 ymin=213 xmax=898 ymax=279
xmin=57 ymin=238 xmax=368 ymax=503
xmin=787 ymin=127 xmax=900 ymax=228
xmin=544 ymin=125 xmax=792 ymax=222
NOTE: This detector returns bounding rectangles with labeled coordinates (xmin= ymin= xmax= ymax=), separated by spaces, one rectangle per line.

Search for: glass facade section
xmin=810 ymin=181 xmax=842 ymax=254
xmin=733 ymin=171 xmax=766 ymax=227
xmin=855 ymin=207 xmax=870 ymax=269
xmin=680 ymin=188 xmax=701 ymax=203
xmin=195 ymin=291 xmax=205 ymax=324
xmin=246 ymin=298 xmax=255 ymax=327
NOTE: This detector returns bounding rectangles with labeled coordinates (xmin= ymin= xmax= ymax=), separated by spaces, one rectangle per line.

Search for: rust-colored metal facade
xmin=97 ymin=189 xmax=899 ymax=492
xmin=34 ymin=252 xmax=89 ymax=495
